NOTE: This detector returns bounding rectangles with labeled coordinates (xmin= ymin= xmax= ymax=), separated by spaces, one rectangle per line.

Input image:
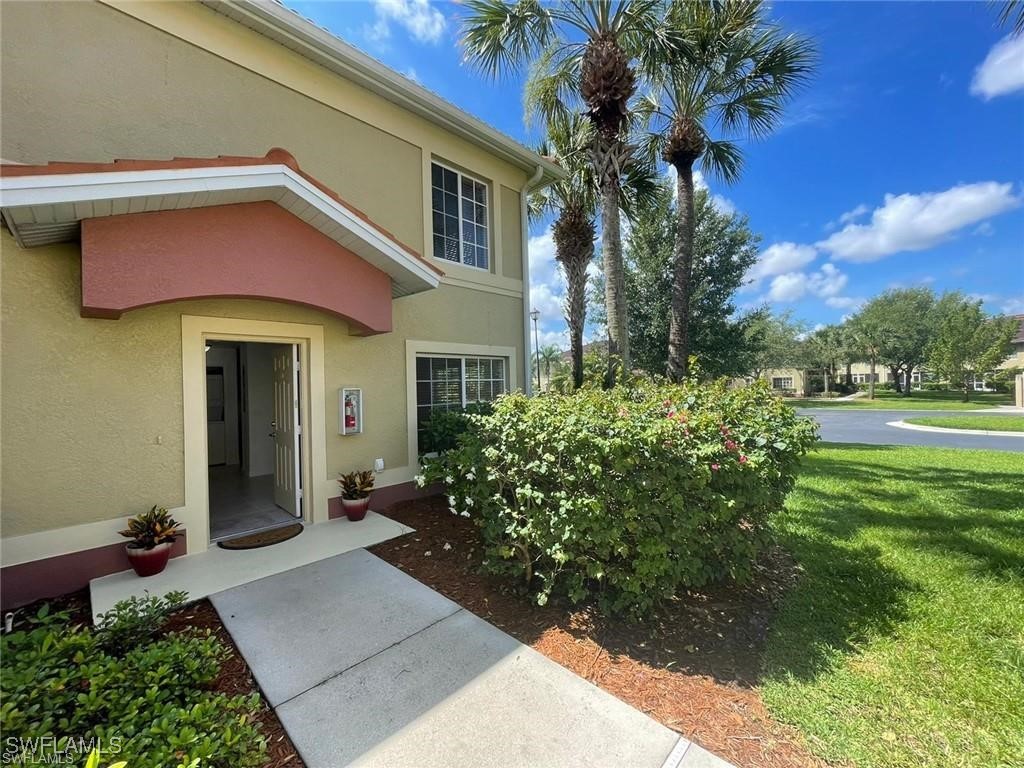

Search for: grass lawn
xmin=904 ymin=414 xmax=1024 ymax=433
xmin=796 ymin=390 xmax=1011 ymax=410
xmin=763 ymin=444 xmax=1024 ymax=767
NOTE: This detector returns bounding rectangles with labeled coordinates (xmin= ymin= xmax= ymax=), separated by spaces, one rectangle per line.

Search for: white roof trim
xmin=0 ymin=164 xmax=441 ymax=297
xmin=202 ymin=0 xmax=563 ymax=185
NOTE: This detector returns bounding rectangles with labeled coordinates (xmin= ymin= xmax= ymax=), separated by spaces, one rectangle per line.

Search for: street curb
xmin=886 ymin=420 xmax=1024 ymax=438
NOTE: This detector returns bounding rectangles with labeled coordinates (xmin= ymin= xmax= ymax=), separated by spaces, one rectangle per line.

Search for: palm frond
xmin=701 ymin=138 xmax=743 ymax=184
xmin=996 ymin=0 xmax=1024 ymax=35
xmin=460 ymin=0 xmax=555 ymax=77
xmin=524 ymin=44 xmax=583 ymax=127
xmin=647 ymin=0 xmax=816 ymax=177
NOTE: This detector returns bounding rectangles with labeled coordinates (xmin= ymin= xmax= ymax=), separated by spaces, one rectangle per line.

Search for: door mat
xmin=218 ymin=522 xmax=303 ymax=550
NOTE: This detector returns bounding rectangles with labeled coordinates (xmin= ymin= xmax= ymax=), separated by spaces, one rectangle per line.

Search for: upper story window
xmin=431 ymin=162 xmax=489 ymax=270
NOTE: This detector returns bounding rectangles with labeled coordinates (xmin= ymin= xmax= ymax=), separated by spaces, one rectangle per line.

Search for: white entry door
xmin=272 ymin=344 xmax=302 ymax=517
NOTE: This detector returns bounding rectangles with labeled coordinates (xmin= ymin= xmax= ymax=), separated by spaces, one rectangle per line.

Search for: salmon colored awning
xmin=0 ymin=150 xmax=443 ymax=325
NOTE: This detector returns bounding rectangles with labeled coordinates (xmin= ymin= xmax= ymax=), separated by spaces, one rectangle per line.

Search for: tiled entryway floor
xmin=208 ymin=466 xmax=296 ymax=540
xmin=89 ymin=512 xmax=411 ymax=621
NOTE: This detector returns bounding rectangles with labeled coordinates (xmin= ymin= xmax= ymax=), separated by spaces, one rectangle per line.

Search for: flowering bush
xmin=420 ymin=379 xmax=818 ymax=615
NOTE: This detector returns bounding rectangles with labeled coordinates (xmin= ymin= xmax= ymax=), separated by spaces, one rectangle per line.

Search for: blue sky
xmin=284 ymin=0 xmax=1024 ymax=347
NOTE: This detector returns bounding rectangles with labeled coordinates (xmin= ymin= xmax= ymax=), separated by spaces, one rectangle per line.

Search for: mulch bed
xmin=164 ymin=600 xmax=304 ymax=768
xmin=368 ymin=495 xmax=829 ymax=768
xmin=8 ymin=589 xmax=302 ymax=768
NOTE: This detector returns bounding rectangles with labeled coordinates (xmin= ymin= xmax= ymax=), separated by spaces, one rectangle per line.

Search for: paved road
xmin=797 ymin=409 xmax=1024 ymax=452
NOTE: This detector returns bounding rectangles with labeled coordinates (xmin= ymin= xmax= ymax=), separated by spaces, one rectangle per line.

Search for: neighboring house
xmin=998 ymin=314 xmax=1024 ymax=371
xmin=755 ymin=362 xmax=926 ymax=396
xmin=0 ymin=0 xmax=561 ymax=608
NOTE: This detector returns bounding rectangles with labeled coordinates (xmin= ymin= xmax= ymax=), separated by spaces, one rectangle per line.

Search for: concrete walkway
xmin=211 ymin=549 xmax=731 ymax=768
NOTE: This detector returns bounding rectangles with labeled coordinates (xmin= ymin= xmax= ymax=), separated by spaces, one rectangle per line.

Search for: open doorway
xmin=206 ymin=340 xmax=303 ymax=541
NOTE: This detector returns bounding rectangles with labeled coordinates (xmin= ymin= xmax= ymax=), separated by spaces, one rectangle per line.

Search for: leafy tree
xmin=621 ymin=179 xmax=760 ymax=378
xmin=848 ymin=288 xmax=937 ymax=396
xmin=641 ymin=0 xmax=815 ymax=379
xmin=927 ymin=294 xmax=1017 ymax=401
xmin=462 ymin=0 xmax=680 ymax=375
xmin=745 ymin=310 xmax=807 ymax=380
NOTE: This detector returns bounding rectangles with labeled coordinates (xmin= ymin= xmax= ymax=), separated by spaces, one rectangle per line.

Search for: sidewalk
xmin=210 ymin=549 xmax=733 ymax=768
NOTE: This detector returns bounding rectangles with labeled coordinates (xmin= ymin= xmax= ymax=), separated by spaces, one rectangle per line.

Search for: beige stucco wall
xmin=0 ymin=0 xmax=530 ymax=290
xmin=1 ymin=232 xmax=524 ymax=537
xmin=500 ymin=186 xmax=524 ymax=281
xmin=0 ymin=0 xmax=531 ymax=540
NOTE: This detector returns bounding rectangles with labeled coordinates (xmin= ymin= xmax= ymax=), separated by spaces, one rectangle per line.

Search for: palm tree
xmin=529 ymin=113 xmax=657 ymax=389
xmin=530 ymin=114 xmax=597 ymax=390
xmin=538 ymin=345 xmax=564 ymax=387
xmin=461 ymin=0 xmax=677 ymax=377
xmin=642 ymin=0 xmax=815 ymax=380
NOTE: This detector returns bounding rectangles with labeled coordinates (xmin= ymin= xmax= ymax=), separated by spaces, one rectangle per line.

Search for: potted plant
xmin=119 ymin=505 xmax=182 ymax=577
xmin=338 ymin=470 xmax=375 ymax=521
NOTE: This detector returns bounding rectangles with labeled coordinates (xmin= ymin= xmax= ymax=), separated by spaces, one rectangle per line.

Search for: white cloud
xmin=817 ymin=182 xmax=1021 ymax=262
xmin=838 ymin=204 xmax=869 ymax=226
xmin=364 ymin=0 xmax=446 ymax=44
xmin=404 ymin=67 xmax=420 ymax=83
xmin=1002 ymin=297 xmax=1024 ymax=315
xmin=825 ymin=295 xmax=864 ymax=310
xmin=764 ymin=263 xmax=852 ymax=306
xmin=971 ymin=34 xmax=1024 ymax=100
xmin=974 ymin=221 xmax=994 ymax=236
xmin=767 ymin=273 xmax=808 ymax=302
xmin=807 ymin=263 xmax=847 ymax=298
xmin=746 ymin=242 xmax=819 ymax=290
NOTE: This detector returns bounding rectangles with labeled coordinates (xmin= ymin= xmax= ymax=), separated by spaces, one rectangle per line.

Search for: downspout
xmin=520 ymin=165 xmax=544 ymax=396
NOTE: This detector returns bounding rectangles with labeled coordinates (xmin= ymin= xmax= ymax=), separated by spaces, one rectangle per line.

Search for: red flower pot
xmin=126 ymin=542 xmax=173 ymax=577
xmin=340 ymin=497 xmax=370 ymax=522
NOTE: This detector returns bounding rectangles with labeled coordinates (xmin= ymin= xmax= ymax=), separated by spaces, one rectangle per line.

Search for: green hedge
xmin=0 ymin=601 xmax=266 ymax=767
xmin=421 ymin=380 xmax=818 ymax=615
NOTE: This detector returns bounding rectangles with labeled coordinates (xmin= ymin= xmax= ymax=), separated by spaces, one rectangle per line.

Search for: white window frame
xmin=415 ymin=356 xmax=507 ymax=413
xmin=772 ymin=377 xmax=794 ymax=390
xmin=405 ymin=341 xmax=517 ymax=465
xmin=430 ymin=160 xmax=490 ymax=272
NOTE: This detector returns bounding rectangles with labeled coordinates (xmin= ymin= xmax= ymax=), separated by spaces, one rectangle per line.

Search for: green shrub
xmin=419 ymin=402 xmax=493 ymax=455
xmin=420 ymin=379 xmax=818 ymax=615
xmin=95 ymin=590 xmax=188 ymax=653
xmin=0 ymin=599 xmax=266 ymax=768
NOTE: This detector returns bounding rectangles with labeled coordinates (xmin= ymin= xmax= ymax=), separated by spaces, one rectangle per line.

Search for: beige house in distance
xmin=0 ymin=1 xmax=561 ymax=608
xmin=756 ymin=362 xmax=926 ymax=396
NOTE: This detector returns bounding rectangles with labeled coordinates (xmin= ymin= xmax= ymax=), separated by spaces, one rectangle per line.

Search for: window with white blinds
xmin=430 ymin=162 xmax=489 ymax=270
xmin=415 ymin=355 xmax=506 ymax=431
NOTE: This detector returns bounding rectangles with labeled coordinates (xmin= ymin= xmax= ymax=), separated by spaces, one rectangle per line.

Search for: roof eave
xmin=201 ymin=0 xmax=564 ymax=187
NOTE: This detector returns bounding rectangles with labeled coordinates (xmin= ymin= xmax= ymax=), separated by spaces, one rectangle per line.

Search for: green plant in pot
xmin=119 ymin=505 xmax=182 ymax=577
xmin=338 ymin=470 xmax=375 ymax=521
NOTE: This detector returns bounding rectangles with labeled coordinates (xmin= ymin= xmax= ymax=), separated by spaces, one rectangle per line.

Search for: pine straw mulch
xmin=368 ymin=495 xmax=830 ymax=768
xmin=9 ymin=589 xmax=303 ymax=768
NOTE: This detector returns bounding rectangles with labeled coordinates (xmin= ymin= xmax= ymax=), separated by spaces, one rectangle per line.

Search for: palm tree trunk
xmin=667 ymin=161 xmax=696 ymax=381
xmin=553 ymin=208 xmax=593 ymax=392
xmin=600 ymin=173 xmax=629 ymax=383
xmin=868 ymin=356 xmax=876 ymax=399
